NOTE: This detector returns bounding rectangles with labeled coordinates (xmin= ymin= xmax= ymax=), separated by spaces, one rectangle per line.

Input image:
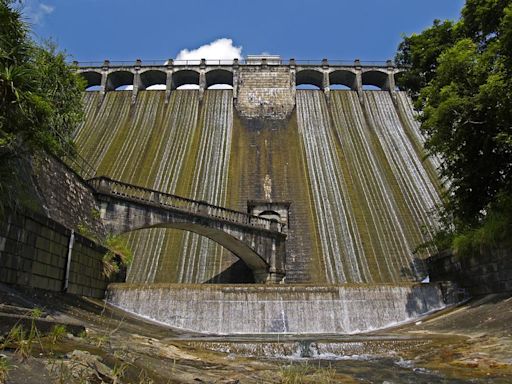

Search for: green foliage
xmin=279 ymin=363 xmax=336 ymax=384
xmin=0 ymin=0 xmax=84 ymax=155
xmin=102 ymin=234 xmax=133 ymax=278
xmin=0 ymin=0 xmax=85 ymax=216
xmin=76 ymin=221 xmax=97 ymax=241
xmin=395 ymin=19 xmax=461 ymax=99
xmin=453 ymin=193 xmax=512 ymax=257
xmin=396 ymin=0 xmax=512 ymax=252
xmin=49 ymin=325 xmax=67 ymax=346
xmin=0 ymin=355 xmax=14 ymax=383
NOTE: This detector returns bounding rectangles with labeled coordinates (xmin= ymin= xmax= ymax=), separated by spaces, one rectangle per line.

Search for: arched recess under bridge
xmin=361 ymin=70 xmax=389 ymax=90
xmin=206 ymin=69 xmax=233 ymax=89
xmin=329 ymin=69 xmax=357 ymax=90
xmin=106 ymin=70 xmax=134 ymax=91
xmin=172 ymin=70 xmax=200 ymax=89
xmin=120 ymin=222 xmax=270 ymax=284
xmin=80 ymin=71 xmax=102 ymax=91
xmin=140 ymin=69 xmax=167 ymax=90
xmin=296 ymin=69 xmax=323 ymax=90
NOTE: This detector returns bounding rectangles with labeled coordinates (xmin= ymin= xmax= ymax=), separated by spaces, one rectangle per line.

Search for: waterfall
xmin=296 ymin=91 xmax=442 ymax=284
xmin=296 ymin=91 xmax=368 ymax=283
xmin=176 ymin=90 xmax=234 ymax=283
xmin=107 ymin=283 xmax=453 ymax=334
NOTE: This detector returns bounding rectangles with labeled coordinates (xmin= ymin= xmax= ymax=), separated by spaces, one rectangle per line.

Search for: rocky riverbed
xmin=0 ymin=283 xmax=511 ymax=383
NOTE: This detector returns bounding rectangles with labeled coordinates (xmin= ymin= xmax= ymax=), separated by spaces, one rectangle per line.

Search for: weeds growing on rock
xmin=279 ymin=362 xmax=336 ymax=384
xmin=0 ymin=355 xmax=14 ymax=384
xmin=0 ymin=308 xmax=44 ymax=361
xmin=49 ymin=325 xmax=67 ymax=346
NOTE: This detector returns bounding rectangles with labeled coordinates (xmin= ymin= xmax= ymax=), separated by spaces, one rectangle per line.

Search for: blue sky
xmin=26 ymin=0 xmax=465 ymax=63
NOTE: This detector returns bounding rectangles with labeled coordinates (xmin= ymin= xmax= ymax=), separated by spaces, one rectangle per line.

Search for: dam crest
xmin=77 ymin=57 xmax=399 ymax=119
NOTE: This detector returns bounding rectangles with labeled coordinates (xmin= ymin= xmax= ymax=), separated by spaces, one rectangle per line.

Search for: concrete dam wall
xmin=74 ymin=86 xmax=442 ymax=285
xmin=107 ymin=283 xmax=452 ymax=334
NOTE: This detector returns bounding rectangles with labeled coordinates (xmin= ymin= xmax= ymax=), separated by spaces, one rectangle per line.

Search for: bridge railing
xmin=73 ymin=59 xmax=397 ymax=69
xmin=88 ymin=177 xmax=283 ymax=232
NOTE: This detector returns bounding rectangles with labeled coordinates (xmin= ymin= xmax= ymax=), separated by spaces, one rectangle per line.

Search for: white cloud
xmin=176 ymin=38 xmax=242 ymax=64
xmin=24 ymin=1 xmax=55 ymax=24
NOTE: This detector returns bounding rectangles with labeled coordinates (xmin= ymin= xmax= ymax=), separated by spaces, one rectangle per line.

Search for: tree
xmin=0 ymin=0 xmax=84 ymax=157
xmin=396 ymin=0 xmax=512 ymax=251
xmin=0 ymin=0 xmax=85 ymax=215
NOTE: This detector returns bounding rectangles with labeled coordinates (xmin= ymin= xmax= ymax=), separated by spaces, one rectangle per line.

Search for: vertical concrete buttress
xmin=322 ymin=58 xmax=330 ymax=101
xmin=354 ymin=59 xmax=363 ymax=101
xmin=165 ymin=59 xmax=174 ymax=103
xmin=289 ymin=58 xmax=296 ymax=100
xmin=387 ymin=60 xmax=396 ymax=94
xmin=232 ymin=58 xmax=239 ymax=100
xmin=199 ymin=58 xmax=206 ymax=101
xmin=100 ymin=60 xmax=109 ymax=102
xmin=132 ymin=59 xmax=142 ymax=103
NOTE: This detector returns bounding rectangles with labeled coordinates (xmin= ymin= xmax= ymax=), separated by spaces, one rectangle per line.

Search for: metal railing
xmin=62 ymin=152 xmax=96 ymax=180
xmin=73 ymin=58 xmax=396 ymax=68
xmin=88 ymin=177 xmax=284 ymax=232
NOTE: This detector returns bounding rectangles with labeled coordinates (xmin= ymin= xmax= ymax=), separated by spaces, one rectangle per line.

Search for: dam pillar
xmin=232 ymin=58 xmax=239 ymax=100
xmin=289 ymin=58 xmax=297 ymax=100
xmin=199 ymin=58 xmax=206 ymax=101
xmin=165 ymin=59 xmax=174 ymax=103
xmin=131 ymin=59 xmax=142 ymax=103
xmin=99 ymin=60 xmax=109 ymax=102
xmin=386 ymin=59 xmax=396 ymax=93
xmin=354 ymin=59 xmax=363 ymax=101
xmin=322 ymin=58 xmax=330 ymax=101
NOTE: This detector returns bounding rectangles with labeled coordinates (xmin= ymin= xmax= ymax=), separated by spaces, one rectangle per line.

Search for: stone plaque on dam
xmin=75 ymin=59 xmax=442 ymax=286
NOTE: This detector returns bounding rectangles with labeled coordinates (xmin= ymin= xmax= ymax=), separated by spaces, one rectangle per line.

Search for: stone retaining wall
xmin=0 ymin=211 xmax=109 ymax=298
xmin=31 ymin=155 xmax=104 ymax=237
xmin=427 ymin=248 xmax=512 ymax=295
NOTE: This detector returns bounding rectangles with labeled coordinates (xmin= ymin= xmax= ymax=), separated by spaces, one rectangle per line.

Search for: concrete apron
xmin=106 ymin=282 xmax=459 ymax=335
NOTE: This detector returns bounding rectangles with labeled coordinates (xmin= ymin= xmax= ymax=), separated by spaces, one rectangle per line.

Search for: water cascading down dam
xmin=74 ymin=57 xmax=452 ymax=334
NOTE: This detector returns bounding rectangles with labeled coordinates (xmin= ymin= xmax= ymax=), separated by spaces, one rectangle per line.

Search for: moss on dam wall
xmin=74 ymin=89 xmax=442 ymax=285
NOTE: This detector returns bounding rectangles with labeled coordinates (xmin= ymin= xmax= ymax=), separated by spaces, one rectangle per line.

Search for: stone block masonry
xmin=236 ymin=66 xmax=295 ymax=119
xmin=0 ymin=210 xmax=110 ymax=298
xmin=428 ymin=248 xmax=512 ymax=295
xmin=30 ymin=155 xmax=105 ymax=238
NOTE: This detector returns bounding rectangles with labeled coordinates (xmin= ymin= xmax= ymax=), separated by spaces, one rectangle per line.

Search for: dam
xmin=74 ymin=57 xmax=447 ymax=333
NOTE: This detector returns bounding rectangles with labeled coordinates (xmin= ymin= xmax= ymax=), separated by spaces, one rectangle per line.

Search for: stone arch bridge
xmin=88 ymin=177 xmax=287 ymax=283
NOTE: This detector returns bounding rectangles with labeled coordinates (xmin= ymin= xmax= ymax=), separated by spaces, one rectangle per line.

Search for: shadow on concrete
xmin=204 ymin=259 xmax=255 ymax=284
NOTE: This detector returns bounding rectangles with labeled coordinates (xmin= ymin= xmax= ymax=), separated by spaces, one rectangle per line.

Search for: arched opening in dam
xmin=329 ymin=69 xmax=356 ymax=90
xmin=140 ymin=69 xmax=166 ymax=90
xmin=81 ymin=70 xmax=102 ymax=91
xmin=296 ymin=69 xmax=323 ymax=90
xmin=106 ymin=70 xmax=134 ymax=91
xmin=361 ymin=69 xmax=389 ymax=90
xmin=172 ymin=69 xmax=200 ymax=90
xmin=206 ymin=69 xmax=234 ymax=89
